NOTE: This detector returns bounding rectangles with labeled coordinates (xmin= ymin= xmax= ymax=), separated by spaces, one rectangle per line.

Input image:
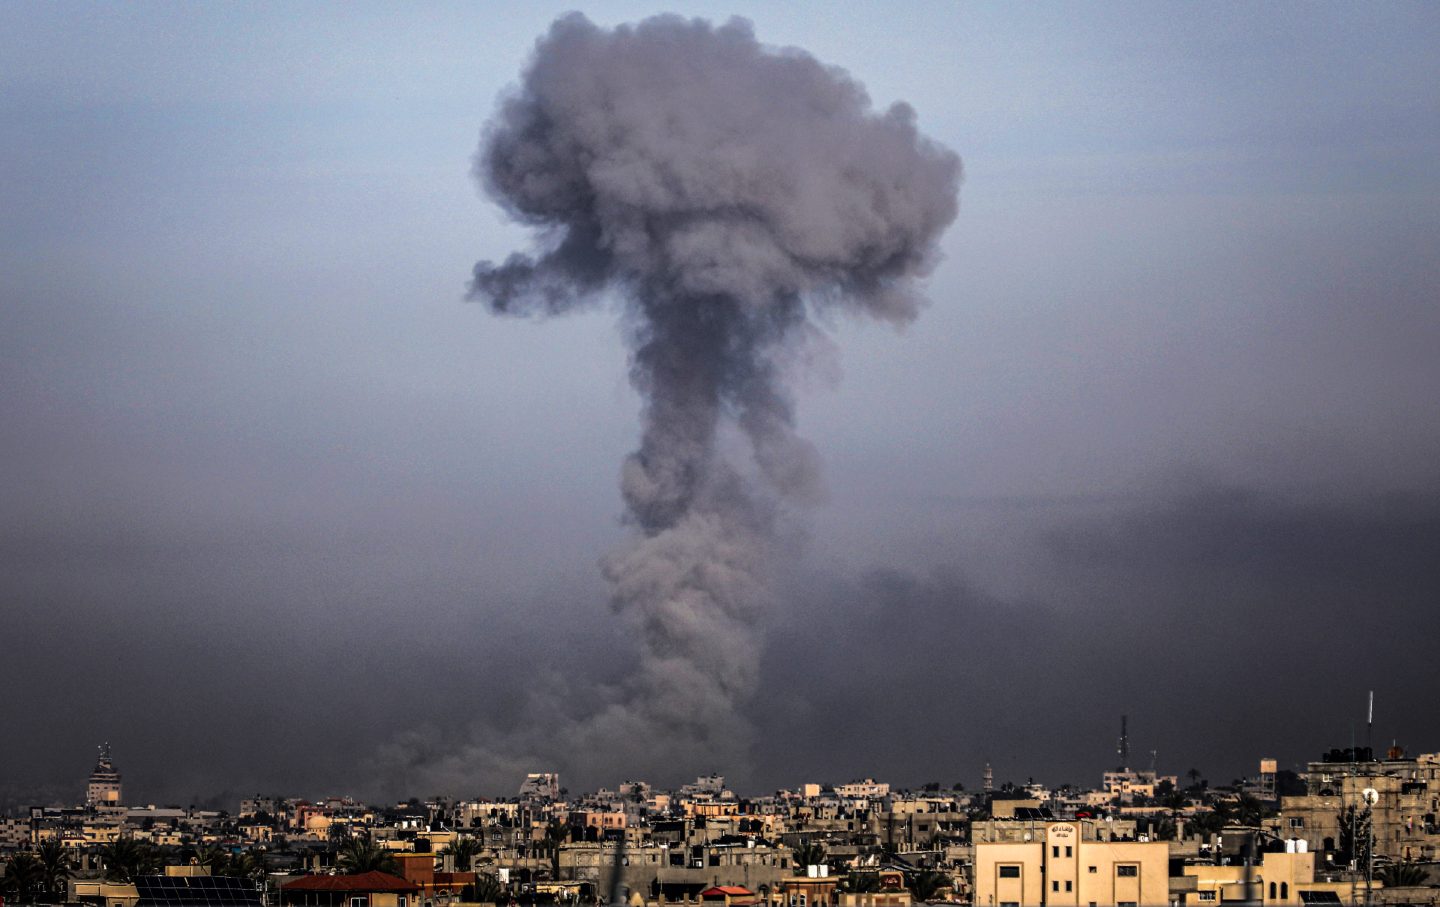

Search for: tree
xmin=1377 ymin=863 xmax=1428 ymax=887
xmin=842 ymin=873 xmax=880 ymax=894
xmin=1337 ymin=806 xmax=1373 ymax=868
xmin=101 ymin=838 xmax=162 ymax=883
xmin=337 ymin=834 xmax=398 ymax=875
xmin=1233 ymin=793 xmax=1272 ymax=827
xmin=907 ymin=871 xmax=950 ymax=902
xmin=3 ymin=851 xmax=45 ymax=904
xmin=445 ymin=836 xmax=483 ymax=872
xmin=229 ymin=850 xmax=268 ymax=885
xmin=1187 ymin=768 xmax=1204 ymax=789
xmin=464 ymin=873 xmax=506 ymax=904
xmin=1185 ymin=808 xmax=1225 ymax=841
xmin=195 ymin=844 xmax=231 ymax=877
xmin=790 ymin=842 xmax=826 ymax=875
xmin=36 ymin=840 xmax=72 ymax=903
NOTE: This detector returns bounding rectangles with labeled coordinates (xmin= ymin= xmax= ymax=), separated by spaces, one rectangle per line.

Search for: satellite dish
xmin=1362 ymin=788 xmax=1379 ymax=806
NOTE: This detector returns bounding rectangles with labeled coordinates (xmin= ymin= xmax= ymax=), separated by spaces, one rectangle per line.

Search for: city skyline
xmin=2 ymin=2 xmax=1438 ymax=806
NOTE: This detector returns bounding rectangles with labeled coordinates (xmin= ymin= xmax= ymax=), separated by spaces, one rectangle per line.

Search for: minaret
xmin=983 ymin=762 xmax=993 ymax=795
xmin=86 ymin=743 xmax=123 ymax=809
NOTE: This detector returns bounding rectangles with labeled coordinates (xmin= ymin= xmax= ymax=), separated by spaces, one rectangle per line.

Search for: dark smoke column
xmin=471 ymin=13 xmax=960 ymax=777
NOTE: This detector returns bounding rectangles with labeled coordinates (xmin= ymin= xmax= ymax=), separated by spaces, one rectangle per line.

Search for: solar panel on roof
xmin=134 ymin=875 xmax=263 ymax=907
xmin=1299 ymin=892 xmax=1342 ymax=904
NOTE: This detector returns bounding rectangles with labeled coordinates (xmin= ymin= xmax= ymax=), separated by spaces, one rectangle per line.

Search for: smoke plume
xmin=454 ymin=12 xmax=958 ymax=788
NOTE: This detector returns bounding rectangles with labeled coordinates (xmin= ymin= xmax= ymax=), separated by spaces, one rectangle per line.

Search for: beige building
xmin=87 ymin=744 xmax=123 ymax=808
xmin=1279 ymin=752 xmax=1440 ymax=861
xmin=1182 ymin=849 xmax=1358 ymax=906
xmin=973 ymin=820 xmax=1168 ymax=907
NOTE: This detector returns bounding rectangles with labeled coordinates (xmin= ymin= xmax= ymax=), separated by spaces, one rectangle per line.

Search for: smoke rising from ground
xmin=442 ymin=13 xmax=959 ymax=787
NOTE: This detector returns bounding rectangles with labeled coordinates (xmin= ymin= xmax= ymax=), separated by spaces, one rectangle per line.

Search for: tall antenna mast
xmin=1117 ymin=715 xmax=1130 ymax=771
xmin=1366 ymin=691 xmax=1374 ymax=756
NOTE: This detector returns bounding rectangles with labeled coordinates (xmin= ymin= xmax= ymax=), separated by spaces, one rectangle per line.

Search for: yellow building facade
xmin=973 ymin=821 xmax=1168 ymax=907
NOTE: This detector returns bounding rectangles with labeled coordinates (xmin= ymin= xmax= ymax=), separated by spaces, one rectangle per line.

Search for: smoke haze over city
xmin=2 ymin=2 xmax=1438 ymax=808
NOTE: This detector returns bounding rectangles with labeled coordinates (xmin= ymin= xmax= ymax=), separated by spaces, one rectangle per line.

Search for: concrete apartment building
xmin=1278 ymin=750 xmax=1440 ymax=862
xmin=86 ymin=744 xmax=123 ymax=809
xmin=1181 ymin=848 xmax=1357 ymax=907
xmin=973 ymin=820 xmax=1169 ymax=907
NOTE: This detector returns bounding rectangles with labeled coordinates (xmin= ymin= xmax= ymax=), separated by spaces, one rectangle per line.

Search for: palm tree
xmin=842 ymin=872 xmax=880 ymax=894
xmin=336 ymin=834 xmax=398 ymax=875
xmin=196 ymin=844 xmax=231 ymax=877
xmin=36 ymin=840 xmax=72 ymax=903
xmin=229 ymin=850 xmax=268 ymax=886
xmin=1378 ymin=862 xmax=1428 ymax=887
xmin=790 ymin=842 xmax=826 ymax=875
xmin=907 ymin=871 xmax=950 ymax=902
xmin=101 ymin=838 xmax=162 ymax=883
xmin=3 ymin=851 xmax=46 ymax=905
xmin=464 ymin=872 xmax=505 ymax=904
xmin=444 ymin=836 xmax=483 ymax=872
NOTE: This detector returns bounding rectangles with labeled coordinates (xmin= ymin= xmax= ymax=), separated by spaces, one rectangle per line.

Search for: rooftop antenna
xmin=1366 ymin=690 xmax=1374 ymax=756
xmin=1117 ymin=715 xmax=1130 ymax=771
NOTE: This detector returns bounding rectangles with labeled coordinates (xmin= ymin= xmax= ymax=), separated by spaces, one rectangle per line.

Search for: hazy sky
xmin=3 ymin=2 xmax=1438 ymax=808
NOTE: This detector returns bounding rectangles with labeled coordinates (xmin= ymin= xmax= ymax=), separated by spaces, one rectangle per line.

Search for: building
xmin=280 ymin=871 xmax=420 ymax=907
xmin=836 ymin=781 xmax=890 ymax=801
xmin=1181 ymin=847 xmax=1358 ymax=906
xmin=520 ymin=773 xmax=561 ymax=801
xmin=87 ymin=744 xmax=123 ymax=809
xmin=1278 ymin=750 xmax=1440 ymax=862
xmin=973 ymin=820 xmax=1168 ymax=907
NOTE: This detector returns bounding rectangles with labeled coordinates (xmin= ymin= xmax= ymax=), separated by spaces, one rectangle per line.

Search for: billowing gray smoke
xmin=460 ymin=12 xmax=958 ymax=786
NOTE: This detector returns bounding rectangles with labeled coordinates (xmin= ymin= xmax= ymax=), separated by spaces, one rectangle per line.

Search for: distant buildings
xmin=6 ymin=740 xmax=1440 ymax=907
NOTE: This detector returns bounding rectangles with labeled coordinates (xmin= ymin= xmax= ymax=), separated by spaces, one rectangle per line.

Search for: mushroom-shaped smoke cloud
xmin=465 ymin=12 xmax=960 ymax=784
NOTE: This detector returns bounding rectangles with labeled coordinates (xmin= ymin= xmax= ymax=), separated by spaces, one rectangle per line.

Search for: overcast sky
xmin=3 ymin=1 xmax=1438 ymax=809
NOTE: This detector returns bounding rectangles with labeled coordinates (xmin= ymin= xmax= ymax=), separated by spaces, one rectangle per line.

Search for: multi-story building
xmin=86 ymin=744 xmax=122 ymax=809
xmin=973 ymin=820 xmax=1168 ymax=907
xmin=1278 ymin=750 xmax=1440 ymax=862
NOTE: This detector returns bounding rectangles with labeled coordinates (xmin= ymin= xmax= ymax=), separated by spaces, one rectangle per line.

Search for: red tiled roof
xmin=283 ymin=872 xmax=419 ymax=893
xmin=701 ymin=887 xmax=755 ymax=898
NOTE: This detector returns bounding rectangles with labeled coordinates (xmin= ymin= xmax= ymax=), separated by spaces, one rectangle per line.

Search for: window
xmin=351 ymin=899 xmax=368 ymax=907
xmin=1065 ymin=846 xmax=1073 ymax=857
xmin=1270 ymin=883 xmax=1277 ymax=899
xmin=1116 ymin=865 xmax=1139 ymax=878
xmin=1281 ymin=883 xmax=1289 ymax=899
xmin=999 ymin=865 xmax=1021 ymax=878
xmin=1065 ymin=882 xmax=1072 ymax=892
xmin=1001 ymin=902 xmax=1019 ymax=907
xmin=1118 ymin=902 xmax=1137 ymax=907
xmin=1289 ymin=818 xmax=1305 ymax=829
xmin=1088 ymin=866 xmax=1097 ymax=874
xmin=1053 ymin=882 xmax=1060 ymax=892
xmin=1198 ymin=893 xmax=1216 ymax=902
xmin=1053 ymin=846 xmax=1060 ymax=858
